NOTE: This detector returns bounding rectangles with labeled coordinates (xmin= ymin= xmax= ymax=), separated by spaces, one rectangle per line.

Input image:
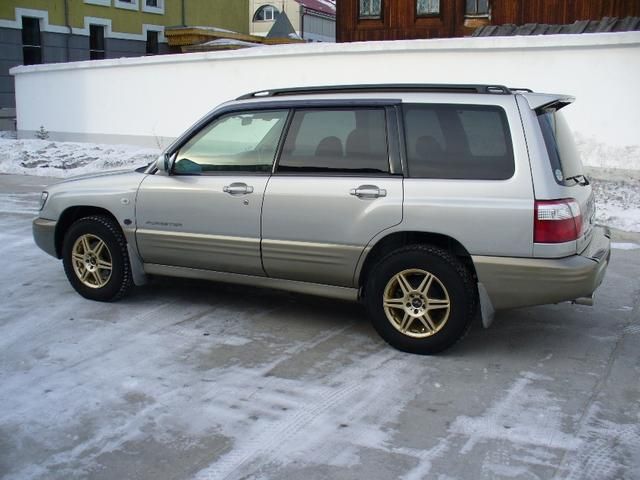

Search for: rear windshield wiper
xmin=565 ymin=174 xmax=590 ymax=186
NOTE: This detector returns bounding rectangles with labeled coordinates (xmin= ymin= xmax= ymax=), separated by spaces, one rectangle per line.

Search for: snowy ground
xmin=0 ymin=174 xmax=639 ymax=480
xmin=1 ymin=135 xmax=639 ymax=233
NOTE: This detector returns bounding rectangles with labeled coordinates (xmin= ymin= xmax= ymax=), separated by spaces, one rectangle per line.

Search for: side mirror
xmin=155 ymin=153 xmax=170 ymax=175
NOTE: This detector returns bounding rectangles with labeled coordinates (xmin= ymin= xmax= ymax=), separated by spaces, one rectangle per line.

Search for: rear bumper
xmin=473 ymin=226 xmax=611 ymax=310
xmin=33 ymin=218 xmax=58 ymax=258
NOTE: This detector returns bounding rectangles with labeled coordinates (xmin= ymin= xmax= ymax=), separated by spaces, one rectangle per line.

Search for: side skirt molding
xmin=144 ymin=263 xmax=359 ymax=302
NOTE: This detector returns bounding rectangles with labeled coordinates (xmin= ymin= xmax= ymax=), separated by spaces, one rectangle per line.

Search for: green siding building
xmin=0 ymin=0 xmax=249 ymax=110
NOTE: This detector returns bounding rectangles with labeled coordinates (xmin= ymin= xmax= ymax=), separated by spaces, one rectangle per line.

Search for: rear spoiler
xmin=519 ymin=93 xmax=575 ymax=115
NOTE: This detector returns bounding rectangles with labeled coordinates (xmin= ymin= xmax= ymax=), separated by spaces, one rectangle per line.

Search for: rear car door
xmin=261 ymin=106 xmax=403 ymax=287
xmin=136 ymin=109 xmax=288 ymax=275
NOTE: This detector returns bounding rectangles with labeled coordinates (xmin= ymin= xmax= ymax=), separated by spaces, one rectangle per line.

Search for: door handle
xmin=349 ymin=185 xmax=387 ymax=198
xmin=223 ymin=183 xmax=254 ymax=195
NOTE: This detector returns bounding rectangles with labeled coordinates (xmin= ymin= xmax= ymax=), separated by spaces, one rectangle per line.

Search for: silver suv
xmin=33 ymin=84 xmax=611 ymax=354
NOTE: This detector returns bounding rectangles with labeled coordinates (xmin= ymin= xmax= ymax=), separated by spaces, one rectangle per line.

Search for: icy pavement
xmin=0 ymin=175 xmax=639 ymax=480
xmin=1 ymin=136 xmax=639 ymax=232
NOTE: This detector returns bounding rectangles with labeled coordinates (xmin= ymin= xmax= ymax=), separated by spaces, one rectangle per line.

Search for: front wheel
xmin=365 ymin=245 xmax=476 ymax=354
xmin=62 ymin=215 xmax=133 ymax=301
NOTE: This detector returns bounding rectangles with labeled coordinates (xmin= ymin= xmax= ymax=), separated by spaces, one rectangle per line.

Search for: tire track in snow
xmin=192 ymin=347 xmax=401 ymax=480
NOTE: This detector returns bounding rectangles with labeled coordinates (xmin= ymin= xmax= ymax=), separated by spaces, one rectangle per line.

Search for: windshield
xmin=537 ymin=110 xmax=584 ymax=186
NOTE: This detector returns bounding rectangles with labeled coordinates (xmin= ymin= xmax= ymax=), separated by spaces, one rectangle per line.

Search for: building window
xmin=146 ymin=30 xmax=158 ymax=55
xmin=359 ymin=0 xmax=382 ymax=18
xmin=417 ymin=0 xmax=439 ymax=16
xmin=114 ymin=0 xmax=139 ymax=10
xmin=22 ymin=17 xmax=42 ymax=65
xmin=142 ymin=0 xmax=163 ymax=13
xmin=253 ymin=5 xmax=279 ymax=22
xmin=90 ymin=25 xmax=105 ymax=60
xmin=465 ymin=0 xmax=489 ymax=16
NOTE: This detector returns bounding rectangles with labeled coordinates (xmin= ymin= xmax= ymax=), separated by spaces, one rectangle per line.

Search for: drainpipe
xmin=181 ymin=0 xmax=186 ymax=26
xmin=63 ymin=0 xmax=71 ymax=61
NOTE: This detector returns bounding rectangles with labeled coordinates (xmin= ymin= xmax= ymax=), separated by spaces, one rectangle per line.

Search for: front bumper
xmin=473 ymin=226 xmax=611 ymax=310
xmin=33 ymin=218 xmax=58 ymax=258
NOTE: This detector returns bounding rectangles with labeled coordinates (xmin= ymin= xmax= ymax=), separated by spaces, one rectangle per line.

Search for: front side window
xmin=146 ymin=0 xmax=158 ymax=6
xmin=403 ymin=104 xmax=514 ymax=180
xmin=22 ymin=17 xmax=42 ymax=65
xmin=465 ymin=0 xmax=490 ymax=16
xmin=417 ymin=0 xmax=440 ymax=16
xmin=253 ymin=5 xmax=279 ymax=21
xmin=90 ymin=25 xmax=105 ymax=60
xmin=277 ymin=109 xmax=389 ymax=174
xmin=174 ymin=110 xmax=288 ymax=175
xmin=359 ymin=0 xmax=382 ymax=18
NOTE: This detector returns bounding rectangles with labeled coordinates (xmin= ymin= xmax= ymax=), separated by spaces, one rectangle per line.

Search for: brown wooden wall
xmin=337 ymin=0 xmax=640 ymax=42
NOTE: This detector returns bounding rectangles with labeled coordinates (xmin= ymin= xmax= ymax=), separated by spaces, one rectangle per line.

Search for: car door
xmin=261 ymin=106 xmax=403 ymax=287
xmin=136 ymin=109 xmax=289 ymax=276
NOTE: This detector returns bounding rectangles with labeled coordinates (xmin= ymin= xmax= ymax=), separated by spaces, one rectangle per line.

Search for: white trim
xmin=84 ymin=0 xmax=112 ymax=6
xmin=114 ymin=0 xmax=139 ymax=11
xmin=0 ymin=7 xmax=165 ymax=42
xmin=142 ymin=24 xmax=166 ymax=43
xmin=70 ymin=16 xmax=166 ymax=42
xmin=0 ymin=8 xmax=69 ymax=34
xmin=141 ymin=0 xmax=165 ymax=15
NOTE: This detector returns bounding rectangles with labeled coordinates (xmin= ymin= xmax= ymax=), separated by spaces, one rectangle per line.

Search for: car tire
xmin=62 ymin=215 xmax=133 ymax=302
xmin=365 ymin=245 xmax=476 ymax=355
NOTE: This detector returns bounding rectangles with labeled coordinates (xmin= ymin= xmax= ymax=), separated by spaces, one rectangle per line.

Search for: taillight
xmin=534 ymin=199 xmax=583 ymax=243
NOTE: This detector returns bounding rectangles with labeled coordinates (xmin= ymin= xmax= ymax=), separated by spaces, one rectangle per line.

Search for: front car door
xmin=261 ymin=106 xmax=403 ymax=287
xmin=136 ymin=109 xmax=289 ymax=276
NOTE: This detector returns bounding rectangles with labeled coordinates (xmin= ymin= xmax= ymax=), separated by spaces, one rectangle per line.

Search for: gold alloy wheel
xmin=71 ymin=234 xmax=113 ymax=289
xmin=383 ymin=268 xmax=451 ymax=338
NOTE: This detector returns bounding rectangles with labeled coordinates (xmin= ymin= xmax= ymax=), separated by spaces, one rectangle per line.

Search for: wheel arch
xmin=54 ymin=206 xmax=119 ymax=258
xmin=357 ymin=231 xmax=478 ymax=293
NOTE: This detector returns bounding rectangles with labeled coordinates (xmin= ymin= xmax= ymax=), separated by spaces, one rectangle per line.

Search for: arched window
xmin=253 ymin=5 xmax=279 ymax=22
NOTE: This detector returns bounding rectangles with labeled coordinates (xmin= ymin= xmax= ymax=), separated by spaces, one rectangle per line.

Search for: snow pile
xmin=0 ymin=137 xmax=159 ymax=178
xmin=588 ymin=169 xmax=640 ymax=233
xmin=575 ymin=133 xmax=640 ymax=171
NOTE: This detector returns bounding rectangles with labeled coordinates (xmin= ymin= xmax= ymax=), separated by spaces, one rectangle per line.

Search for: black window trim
xmin=272 ymin=105 xmax=398 ymax=178
xmin=399 ymin=102 xmax=515 ymax=181
xmin=161 ymin=99 xmax=401 ymax=174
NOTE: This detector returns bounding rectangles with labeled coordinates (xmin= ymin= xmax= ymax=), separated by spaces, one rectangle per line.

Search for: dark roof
xmin=266 ymin=12 xmax=299 ymax=39
xmin=295 ymin=0 xmax=336 ymax=17
xmin=473 ymin=16 xmax=640 ymax=37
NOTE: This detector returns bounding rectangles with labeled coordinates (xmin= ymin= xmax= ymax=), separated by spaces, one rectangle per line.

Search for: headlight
xmin=39 ymin=191 xmax=48 ymax=211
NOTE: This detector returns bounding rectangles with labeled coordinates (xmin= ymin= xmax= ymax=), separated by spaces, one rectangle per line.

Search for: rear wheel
xmin=365 ymin=245 xmax=475 ymax=354
xmin=62 ymin=215 xmax=133 ymax=301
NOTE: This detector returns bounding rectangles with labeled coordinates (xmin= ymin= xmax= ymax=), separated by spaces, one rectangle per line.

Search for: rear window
xmin=537 ymin=111 xmax=584 ymax=185
xmin=403 ymin=104 xmax=514 ymax=180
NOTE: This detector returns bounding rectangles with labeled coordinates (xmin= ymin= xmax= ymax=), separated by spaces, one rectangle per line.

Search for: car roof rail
xmin=509 ymin=87 xmax=534 ymax=93
xmin=236 ymin=84 xmax=514 ymax=100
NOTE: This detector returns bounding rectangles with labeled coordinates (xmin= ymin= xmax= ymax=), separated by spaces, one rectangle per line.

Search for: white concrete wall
xmin=11 ymin=32 xmax=640 ymax=168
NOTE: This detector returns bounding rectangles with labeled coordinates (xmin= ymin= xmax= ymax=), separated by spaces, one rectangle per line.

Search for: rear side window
xmin=277 ymin=108 xmax=389 ymax=174
xmin=537 ymin=111 xmax=584 ymax=185
xmin=403 ymin=104 xmax=514 ymax=180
